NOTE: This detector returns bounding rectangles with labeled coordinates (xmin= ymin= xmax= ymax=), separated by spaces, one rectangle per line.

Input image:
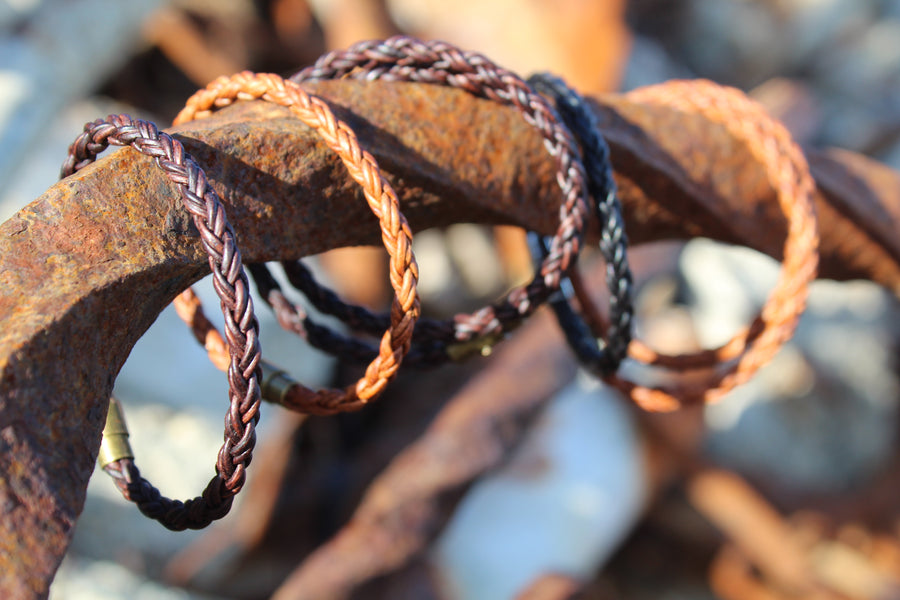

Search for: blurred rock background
xmin=2 ymin=0 xmax=900 ymax=598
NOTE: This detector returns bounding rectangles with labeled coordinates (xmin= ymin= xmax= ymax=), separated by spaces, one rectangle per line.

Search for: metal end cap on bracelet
xmin=260 ymin=360 xmax=297 ymax=404
xmin=98 ymin=397 xmax=134 ymax=468
xmin=446 ymin=331 xmax=506 ymax=362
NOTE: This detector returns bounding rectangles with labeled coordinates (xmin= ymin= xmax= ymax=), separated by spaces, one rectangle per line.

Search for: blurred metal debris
xmin=143 ymin=7 xmax=245 ymax=86
xmin=386 ymin=0 xmax=630 ymax=94
xmin=268 ymin=310 xmax=577 ymax=599
xmin=708 ymin=509 xmax=900 ymax=600
xmin=690 ymin=469 xmax=817 ymax=595
xmin=308 ymin=0 xmax=397 ymax=51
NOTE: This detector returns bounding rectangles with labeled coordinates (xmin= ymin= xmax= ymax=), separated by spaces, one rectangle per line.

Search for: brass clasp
xmin=446 ymin=331 xmax=505 ymax=362
xmin=98 ymin=397 xmax=134 ymax=468
xmin=260 ymin=360 xmax=297 ymax=404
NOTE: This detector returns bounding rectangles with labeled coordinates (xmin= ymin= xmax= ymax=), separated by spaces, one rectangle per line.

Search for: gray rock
xmin=782 ymin=0 xmax=876 ymax=68
xmin=680 ymin=240 xmax=900 ymax=494
xmin=682 ymin=0 xmax=787 ymax=85
xmin=622 ymin=35 xmax=696 ymax=91
xmin=813 ymin=19 xmax=900 ymax=100
xmin=50 ymin=555 xmax=217 ymax=600
xmin=882 ymin=0 xmax=900 ymax=18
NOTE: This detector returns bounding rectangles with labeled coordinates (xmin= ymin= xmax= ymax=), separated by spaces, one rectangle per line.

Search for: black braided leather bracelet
xmin=526 ymin=72 xmax=634 ymax=376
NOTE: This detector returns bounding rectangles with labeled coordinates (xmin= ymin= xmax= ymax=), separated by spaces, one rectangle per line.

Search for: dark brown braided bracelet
xmin=245 ymin=35 xmax=592 ymax=366
xmin=61 ymin=114 xmax=262 ymax=530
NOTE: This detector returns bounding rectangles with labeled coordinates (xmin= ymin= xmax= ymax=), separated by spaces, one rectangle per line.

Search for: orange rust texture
xmin=1 ymin=79 xmax=900 ymax=596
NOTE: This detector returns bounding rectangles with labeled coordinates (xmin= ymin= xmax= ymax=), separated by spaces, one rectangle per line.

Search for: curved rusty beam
xmin=1 ymin=79 xmax=899 ymax=597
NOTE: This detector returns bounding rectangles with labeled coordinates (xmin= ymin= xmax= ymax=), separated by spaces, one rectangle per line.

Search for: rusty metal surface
xmin=1 ymin=79 xmax=900 ymax=596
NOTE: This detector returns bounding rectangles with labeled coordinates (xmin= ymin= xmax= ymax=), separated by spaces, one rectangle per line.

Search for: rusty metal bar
xmin=1 ymin=79 xmax=899 ymax=597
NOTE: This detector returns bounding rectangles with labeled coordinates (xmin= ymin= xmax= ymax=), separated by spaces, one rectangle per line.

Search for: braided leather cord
xmin=61 ymin=115 xmax=262 ymax=530
xmin=250 ymin=259 xmax=451 ymax=367
xmin=606 ymin=80 xmax=820 ymax=411
xmin=275 ymin=35 xmax=591 ymax=355
xmin=174 ymin=71 xmax=421 ymax=414
xmin=247 ymin=257 xmax=451 ymax=367
xmin=173 ymin=287 xmax=231 ymax=371
xmin=171 ymin=270 xmax=431 ymax=391
xmin=525 ymin=71 xmax=634 ymax=376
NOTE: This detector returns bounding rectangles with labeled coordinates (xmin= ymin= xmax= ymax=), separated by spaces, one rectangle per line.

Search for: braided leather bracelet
xmin=526 ymin=80 xmax=819 ymax=410
xmin=61 ymin=115 xmax=262 ymax=530
xmin=525 ymin=71 xmax=635 ymax=376
xmin=173 ymin=71 xmax=420 ymax=415
xmin=531 ymin=81 xmax=819 ymax=410
xmin=608 ymin=81 xmax=819 ymax=411
xmin=243 ymin=36 xmax=591 ymax=366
